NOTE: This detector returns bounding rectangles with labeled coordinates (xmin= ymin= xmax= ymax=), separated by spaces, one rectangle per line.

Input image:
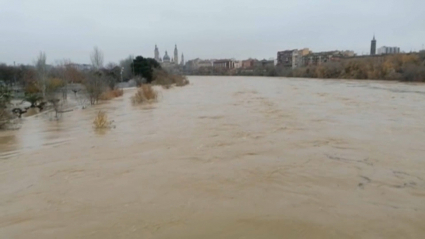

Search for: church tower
xmin=370 ymin=35 xmax=377 ymax=55
xmin=154 ymin=45 xmax=160 ymax=62
xmin=174 ymin=45 xmax=179 ymax=65
xmin=180 ymin=53 xmax=185 ymax=66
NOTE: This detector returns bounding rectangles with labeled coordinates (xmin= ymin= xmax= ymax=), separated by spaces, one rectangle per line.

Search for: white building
xmin=198 ymin=60 xmax=214 ymax=68
xmin=378 ymin=46 xmax=400 ymax=55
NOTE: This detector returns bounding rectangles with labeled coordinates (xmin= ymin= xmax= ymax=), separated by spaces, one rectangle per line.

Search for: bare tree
xmin=90 ymin=47 xmax=104 ymax=70
xmin=54 ymin=59 xmax=74 ymax=101
xmin=84 ymin=72 xmax=105 ymax=105
xmin=35 ymin=52 xmax=47 ymax=98
xmin=85 ymin=47 xmax=107 ymax=105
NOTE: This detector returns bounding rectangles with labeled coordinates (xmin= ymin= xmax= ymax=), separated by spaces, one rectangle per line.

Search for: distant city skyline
xmin=1 ymin=0 xmax=424 ymax=65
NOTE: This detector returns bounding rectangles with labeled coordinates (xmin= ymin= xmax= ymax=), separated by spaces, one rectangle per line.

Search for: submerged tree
xmin=83 ymin=71 xmax=106 ymax=105
xmin=84 ymin=47 xmax=107 ymax=104
xmin=0 ymin=84 xmax=12 ymax=128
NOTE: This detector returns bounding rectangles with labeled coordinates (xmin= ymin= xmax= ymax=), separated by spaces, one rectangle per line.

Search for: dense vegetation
xmin=0 ymin=48 xmax=190 ymax=130
xmin=131 ymin=56 xmax=161 ymax=83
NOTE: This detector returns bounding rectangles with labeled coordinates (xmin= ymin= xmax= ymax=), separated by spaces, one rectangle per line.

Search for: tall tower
xmin=174 ymin=45 xmax=179 ymax=64
xmin=180 ymin=53 xmax=185 ymax=66
xmin=154 ymin=45 xmax=160 ymax=62
xmin=370 ymin=35 xmax=377 ymax=55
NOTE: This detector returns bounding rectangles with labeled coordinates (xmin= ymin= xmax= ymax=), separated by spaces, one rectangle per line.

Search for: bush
xmin=99 ymin=88 xmax=124 ymax=101
xmin=152 ymin=69 xmax=172 ymax=85
xmin=175 ymin=75 xmax=190 ymax=87
xmin=400 ymin=64 xmax=425 ymax=82
xmin=111 ymin=88 xmax=124 ymax=97
xmin=93 ymin=111 xmax=113 ymax=129
xmin=131 ymin=85 xmax=158 ymax=104
xmin=152 ymin=69 xmax=190 ymax=87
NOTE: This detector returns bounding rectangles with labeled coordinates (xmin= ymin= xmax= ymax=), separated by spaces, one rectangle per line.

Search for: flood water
xmin=1 ymin=76 xmax=425 ymax=239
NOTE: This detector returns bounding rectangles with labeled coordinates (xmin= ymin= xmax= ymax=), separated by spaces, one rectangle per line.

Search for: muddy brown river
xmin=1 ymin=76 xmax=425 ymax=238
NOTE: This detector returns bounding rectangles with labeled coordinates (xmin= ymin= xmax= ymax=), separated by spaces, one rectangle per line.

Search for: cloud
xmin=0 ymin=0 xmax=424 ymax=64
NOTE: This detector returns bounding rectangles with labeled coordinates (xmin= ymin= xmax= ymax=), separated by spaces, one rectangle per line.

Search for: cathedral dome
xmin=163 ymin=51 xmax=171 ymax=62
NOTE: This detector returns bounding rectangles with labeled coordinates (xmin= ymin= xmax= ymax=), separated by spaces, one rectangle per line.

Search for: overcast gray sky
xmin=1 ymin=0 xmax=424 ymax=65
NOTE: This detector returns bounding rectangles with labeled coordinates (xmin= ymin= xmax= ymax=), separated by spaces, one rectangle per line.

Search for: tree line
xmin=0 ymin=48 xmax=164 ymax=102
xmin=0 ymin=47 xmax=167 ymax=128
xmin=183 ymin=52 xmax=425 ymax=82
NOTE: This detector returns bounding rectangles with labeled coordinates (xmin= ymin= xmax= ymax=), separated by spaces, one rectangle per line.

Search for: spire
xmin=154 ymin=44 xmax=160 ymax=61
xmin=174 ymin=44 xmax=179 ymax=64
xmin=180 ymin=53 xmax=185 ymax=65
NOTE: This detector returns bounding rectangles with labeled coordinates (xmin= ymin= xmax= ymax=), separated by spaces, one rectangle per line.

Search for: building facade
xmin=342 ymin=50 xmax=356 ymax=57
xmin=199 ymin=60 xmax=214 ymax=68
xmin=302 ymin=51 xmax=347 ymax=66
xmin=277 ymin=48 xmax=310 ymax=68
xmin=277 ymin=50 xmax=296 ymax=67
xmin=377 ymin=46 xmax=400 ymax=54
xmin=242 ymin=59 xmax=257 ymax=69
xmin=185 ymin=59 xmax=214 ymax=70
xmin=185 ymin=58 xmax=200 ymax=71
xmin=213 ymin=60 xmax=234 ymax=69
xmin=234 ymin=61 xmax=242 ymax=69
xmin=258 ymin=59 xmax=275 ymax=68
xmin=298 ymin=48 xmax=311 ymax=56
